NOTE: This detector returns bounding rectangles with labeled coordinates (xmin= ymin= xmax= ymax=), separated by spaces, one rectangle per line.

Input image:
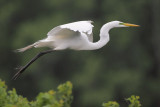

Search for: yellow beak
xmin=123 ymin=23 xmax=140 ymax=27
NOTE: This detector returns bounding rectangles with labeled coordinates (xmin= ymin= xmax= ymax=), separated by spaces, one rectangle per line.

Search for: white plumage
xmin=60 ymin=21 xmax=93 ymax=35
xmin=43 ymin=21 xmax=94 ymax=50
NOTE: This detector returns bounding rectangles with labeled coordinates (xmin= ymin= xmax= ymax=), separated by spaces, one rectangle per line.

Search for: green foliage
xmin=102 ymin=101 xmax=119 ymax=107
xmin=0 ymin=80 xmax=29 ymax=107
xmin=127 ymin=95 xmax=141 ymax=107
xmin=0 ymin=79 xmax=142 ymax=107
xmin=102 ymin=95 xmax=141 ymax=107
xmin=0 ymin=79 xmax=73 ymax=107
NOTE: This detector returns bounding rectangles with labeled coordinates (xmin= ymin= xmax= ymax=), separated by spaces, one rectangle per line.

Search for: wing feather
xmin=47 ymin=21 xmax=94 ymax=42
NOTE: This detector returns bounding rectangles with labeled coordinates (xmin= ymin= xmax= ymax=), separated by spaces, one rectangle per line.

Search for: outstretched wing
xmin=47 ymin=21 xmax=94 ymax=42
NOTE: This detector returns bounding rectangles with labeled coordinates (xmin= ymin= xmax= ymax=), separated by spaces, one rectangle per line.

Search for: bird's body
xmin=38 ymin=21 xmax=94 ymax=50
xmin=13 ymin=20 xmax=139 ymax=80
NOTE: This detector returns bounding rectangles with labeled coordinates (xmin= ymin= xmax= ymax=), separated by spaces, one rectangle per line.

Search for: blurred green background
xmin=0 ymin=0 xmax=160 ymax=106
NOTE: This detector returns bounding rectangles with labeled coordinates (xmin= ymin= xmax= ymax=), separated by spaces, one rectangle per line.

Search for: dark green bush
xmin=0 ymin=79 xmax=141 ymax=107
xmin=0 ymin=79 xmax=72 ymax=107
xmin=102 ymin=95 xmax=141 ymax=107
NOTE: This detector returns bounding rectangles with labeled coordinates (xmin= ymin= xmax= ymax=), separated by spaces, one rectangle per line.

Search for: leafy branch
xmin=0 ymin=79 xmax=141 ymax=107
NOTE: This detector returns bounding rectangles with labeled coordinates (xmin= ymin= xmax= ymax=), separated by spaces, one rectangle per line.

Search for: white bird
xmin=12 ymin=20 xmax=139 ymax=80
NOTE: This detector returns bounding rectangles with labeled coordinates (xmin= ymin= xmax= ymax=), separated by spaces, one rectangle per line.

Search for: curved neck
xmin=87 ymin=23 xmax=113 ymax=50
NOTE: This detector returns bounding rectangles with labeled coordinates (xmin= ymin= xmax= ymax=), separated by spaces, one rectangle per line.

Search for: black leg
xmin=12 ymin=50 xmax=54 ymax=80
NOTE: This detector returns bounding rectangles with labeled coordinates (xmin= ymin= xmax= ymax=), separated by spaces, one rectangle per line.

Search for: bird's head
xmin=110 ymin=21 xmax=140 ymax=28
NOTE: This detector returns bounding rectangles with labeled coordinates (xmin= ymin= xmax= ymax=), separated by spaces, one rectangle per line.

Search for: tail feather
xmin=15 ymin=44 xmax=35 ymax=52
xmin=15 ymin=40 xmax=52 ymax=52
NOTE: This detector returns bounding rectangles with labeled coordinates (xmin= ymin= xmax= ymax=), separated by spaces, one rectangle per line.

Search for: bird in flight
xmin=12 ymin=20 xmax=139 ymax=80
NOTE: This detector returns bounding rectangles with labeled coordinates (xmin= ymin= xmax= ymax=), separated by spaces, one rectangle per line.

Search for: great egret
xmin=12 ymin=20 xmax=139 ymax=80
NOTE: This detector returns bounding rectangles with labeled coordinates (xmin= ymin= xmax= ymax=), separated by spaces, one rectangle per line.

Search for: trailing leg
xmin=12 ymin=50 xmax=54 ymax=80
